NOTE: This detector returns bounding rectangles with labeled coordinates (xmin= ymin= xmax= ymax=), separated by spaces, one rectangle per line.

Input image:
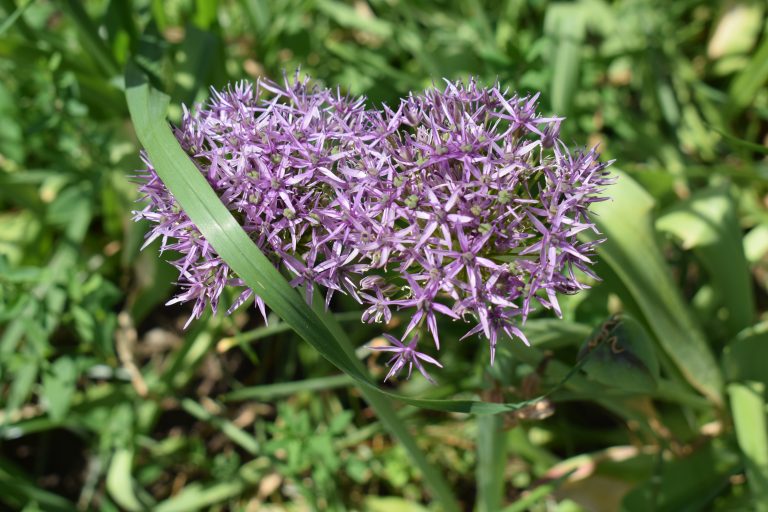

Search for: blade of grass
xmin=714 ymin=127 xmax=768 ymax=155
xmin=239 ymin=0 xmax=270 ymax=33
xmin=545 ymin=3 xmax=585 ymax=116
xmin=193 ymin=0 xmax=219 ymax=30
xmin=501 ymin=469 xmax=576 ymax=512
xmin=218 ymin=310 xmax=361 ymax=349
xmin=722 ymin=324 xmax=768 ymax=385
xmin=180 ymin=398 xmax=259 ymax=454
xmin=476 ymin=414 xmax=506 ymax=512
xmin=729 ymin=32 xmax=768 ymax=110
xmin=154 ymin=481 xmax=251 ymax=512
xmin=315 ymin=0 xmax=393 ymax=38
xmin=160 ymin=317 xmax=218 ymax=391
xmin=728 ymin=381 xmax=768 ymax=511
xmin=154 ymin=458 xmax=270 ymax=512
xmin=106 ymin=448 xmax=152 ymax=512
xmin=57 ymin=0 xmax=120 ymax=77
xmin=222 ymin=374 xmax=353 ymax=401
xmin=0 ymin=0 xmax=35 ymax=37
xmin=745 ymin=224 xmax=768 ymax=264
xmin=0 ymin=458 xmax=76 ymax=512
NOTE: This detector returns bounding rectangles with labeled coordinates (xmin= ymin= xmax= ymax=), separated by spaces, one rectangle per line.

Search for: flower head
xmin=134 ymin=73 xmax=613 ymax=382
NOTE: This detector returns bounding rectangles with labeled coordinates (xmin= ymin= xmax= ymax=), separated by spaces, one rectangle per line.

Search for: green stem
xmin=0 ymin=0 xmax=36 ymax=37
xmin=313 ymin=293 xmax=461 ymax=512
xmin=476 ymin=413 xmax=506 ymax=511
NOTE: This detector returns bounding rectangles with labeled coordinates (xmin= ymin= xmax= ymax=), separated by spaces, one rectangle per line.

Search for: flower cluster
xmin=134 ymin=73 xmax=613 ymax=381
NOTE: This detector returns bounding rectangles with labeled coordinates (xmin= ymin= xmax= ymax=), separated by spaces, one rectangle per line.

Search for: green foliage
xmin=578 ymin=315 xmax=660 ymax=394
xmin=1 ymin=0 xmax=767 ymax=510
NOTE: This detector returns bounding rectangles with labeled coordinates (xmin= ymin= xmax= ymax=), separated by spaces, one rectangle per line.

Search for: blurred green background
xmin=1 ymin=0 xmax=767 ymax=511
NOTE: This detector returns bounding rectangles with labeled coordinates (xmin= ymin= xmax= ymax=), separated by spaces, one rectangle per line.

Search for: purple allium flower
xmin=368 ymin=334 xmax=443 ymax=383
xmin=134 ymin=73 xmax=614 ymax=382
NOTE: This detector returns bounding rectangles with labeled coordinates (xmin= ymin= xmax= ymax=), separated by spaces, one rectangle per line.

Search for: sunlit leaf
xmin=106 ymin=449 xmax=151 ymax=512
xmin=587 ymin=170 xmax=723 ymax=405
xmin=729 ymin=381 xmax=768 ymax=509
xmin=545 ymin=2 xmax=585 ymax=117
xmin=656 ymin=187 xmax=755 ymax=337
xmin=41 ymin=356 xmax=77 ymax=422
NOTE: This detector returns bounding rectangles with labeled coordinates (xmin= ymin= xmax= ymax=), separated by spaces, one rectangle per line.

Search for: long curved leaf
xmin=656 ymin=187 xmax=754 ymax=337
xmin=587 ymin=171 xmax=723 ymax=405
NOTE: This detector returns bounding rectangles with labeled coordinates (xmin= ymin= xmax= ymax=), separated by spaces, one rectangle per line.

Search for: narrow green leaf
xmin=708 ymin=3 xmax=765 ymax=59
xmin=0 ymin=458 xmax=76 ymax=512
xmin=365 ymin=497 xmax=430 ymax=512
xmin=239 ymin=0 xmax=270 ymax=33
xmin=714 ymin=127 xmax=768 ymax=155
xmin=180 ymin=398 xmax=259 ymax=454
xmin=501 ymin=469 xmax=575 ymax=512
xmin=106 ymin=449 xmax=150 ymax=512
xmin=154 ymin=481 xmax=246 ymax=512
xmin=5 ymin=356 xmax=38 ymax=416
xmin=160 ymin=317 xmax=217 ymax=392
xmin=222 ymin=374 xmax=353 ymax=401
xmin=56 ymin=0 xmax=120 ymax=77
xmin=154 ymin=458 xmax=268 ymax=512
xmin=315 ymin=0 xmax=393 ymax=38
xmin=149 ymin=0 xmax=167 ymax=31
xmin=729 ymin=31 xmax=768 ymax=110
xmin=545 ymin=3 xmax=585 ymax=116
xmin=220 ymin=310 xmax=361 ymax=348
xmin=656 ymin=188 xmax=755 ymax=337
xmin=0 ymin=0 xmax=35 ymax=37
xmin=476 ymin=414 xmax=506 ymax=512
xmin=729 ymin=381 xmax=768 ymax=511
xmin=193 ymin=0 xmax=219 ymax=30
xmin=587 ymin=170 xmax=723 ymax=405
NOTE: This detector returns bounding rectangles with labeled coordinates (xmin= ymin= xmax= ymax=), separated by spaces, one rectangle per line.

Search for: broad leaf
xmin=656 ymin=187 xmax=754 ymax=337
xmin=41 ymin=356 xmax=78 ymax=422
xmin=578 ymin=315 xmax=660 ymax=394
xmin=621 ymin=441 xmax=739 ymax=511
xmin=587 ymin=170 xmax=723 ymax=405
